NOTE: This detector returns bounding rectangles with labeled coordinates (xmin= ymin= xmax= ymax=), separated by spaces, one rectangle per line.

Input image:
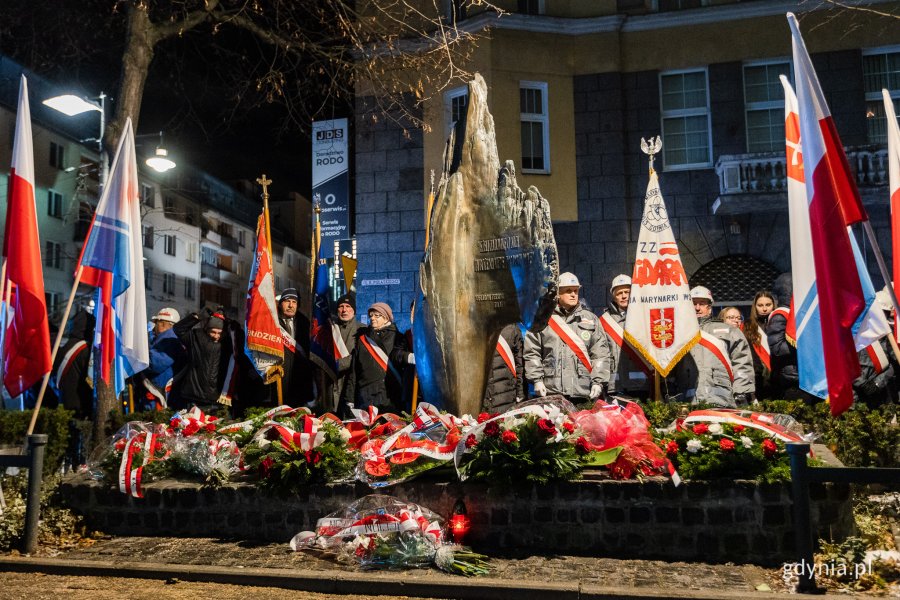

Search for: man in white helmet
xmin=600 ymin=274 xmax=651 ymax=399
xmin=524 ymin=272 xmax=611 ymax=402
xmin=674 ymin=286 xmax=755 ymax=407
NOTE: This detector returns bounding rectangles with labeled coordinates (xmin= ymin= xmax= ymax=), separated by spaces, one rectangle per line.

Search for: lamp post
xmin=141 ymin=131 xmax=177 ymax=173
xmin=43 ymin=92 xmax=108 ymax=190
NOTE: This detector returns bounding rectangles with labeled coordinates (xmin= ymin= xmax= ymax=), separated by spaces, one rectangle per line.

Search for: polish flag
xmin=788 ymin=13 xmax=866 ymax=415
xmin=2 ymin=75 xmax=51 ymax=397
xmin=885 ymin=89 xmax=900 ymax=342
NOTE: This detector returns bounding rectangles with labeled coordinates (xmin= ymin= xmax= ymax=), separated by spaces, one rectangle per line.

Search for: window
xmin=287 ymin=253 xmax=295 ymax=268
xmin=164 ymin=234 xmax=176 ymax=256
xmin=143 ymin=225 xmax=154 ymax=249
xmin=744 ymin=60 xmax=792 ymax=153
xmin=238 ymin=229 xmax=246 ymax=247
xmin=656 ymin=0 xmax=703 ymax=11
xmin=164 ymin=196 xmax=176 ymax=218
xmin=863 ymin=46 xmax=900 ymax=144
xmin=186 ymin=242 xmax=197 ymax=263
xmin=236 ymin=260 xmax=246 ymax=277
xmin=445 ymin=86 xmax=469 ymax=134
xmin=275 ymin=275 xmax=283 ymax=291
xmin=49 ymin=142 xmax=65 ymax=170
xmin=520 ymin=82 xmax=550 ymax=173
xmin=141 ymin=183 xmax=155 ymax=208
xmin=201 ymin=246 xmax=218 ymax=265
xmin=163 ymin=272 xmax=176 ymax=296
xmin=184 ymin=278 xmax=195 ymax=300
xmin=660 ymin=69 xmax=712 ymax=169
xmin=47 ymin=190 xmax=63 ymax=218
xmin=145 ymin=266 xmax=153 ymax=290
xmin=275 ymin=251 xmax=283 ymax=264
xmin=44 ymin=241 xmax=63 ymax=270
xmin=517 ymin=0 xmax=544 ymax=14
xmin=45 ymin=292 xmax=60 ymax=315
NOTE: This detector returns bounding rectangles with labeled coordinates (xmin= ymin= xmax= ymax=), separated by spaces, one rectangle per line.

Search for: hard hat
xmin=876 ymin=286 xmax=893 ymax=311
xmin=151 ymin=307 xmax=181 ymax=323
xmin=610 ymin=274 xmax=632 ymax=294
xmin=690 ymin=286 xmax=713 ymax=303
xmin=558 ymin=272 xmax=581 ymax=288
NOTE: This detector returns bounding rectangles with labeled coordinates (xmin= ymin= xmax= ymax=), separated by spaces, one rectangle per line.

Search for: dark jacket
xmin=767 ymin=309 xmax=799 ymax=396
xmin=854 ymin=337 xmax=896 ymax=406
xmin=483 ymin=324 xmax=524 ymax=413
xmin=172 ymin=319 xmax=232 ymax=411
xmin=277 ymin=311 xmax=314 ymax=406
xmin=340 ymin=323 xmax=410 ymax=414
xmin=51 ymin=310 xmax=94 ymax=418
xmin=324 ymin=317 xmax=362 ymax=412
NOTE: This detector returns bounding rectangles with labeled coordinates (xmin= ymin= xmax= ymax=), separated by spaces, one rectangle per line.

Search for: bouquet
xmin=290 ymin=494 xmax=490 ymax=576
xmin=87 ymin=421 xmax=174 ymax=498
xmin=357 ymin=403 xmax=468 ymax=488
xmin=455 ymin=398 xmax=621 ymax=486
xmin=658 ymin=413 xmax=795 ymax=482
xmin=241 ymin=413 xmax=358 ymax=492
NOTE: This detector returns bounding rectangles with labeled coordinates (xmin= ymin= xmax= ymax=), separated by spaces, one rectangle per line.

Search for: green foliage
xmin=640 ymin=400 xmax=684 ymax=430
xmin=0 ymin=473 xmax=89 ymax=552
xmin=0 ymin=407 xmax=73 ymax=475
xmin=757 ymin=400 xmax=899 ymax=468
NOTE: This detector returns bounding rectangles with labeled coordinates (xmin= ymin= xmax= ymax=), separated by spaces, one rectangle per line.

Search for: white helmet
xmin=690 ymin=286 xmax=713 ymax=304
xmin=151 ymin=307 xmax=181 ymax=324
xmin=610 ymin=274 xmax=631 ymax=294
xmin=558 ymin=272 xmax=581 ymax=288
xmin=876 ymin=287 xmax=893 ymax=311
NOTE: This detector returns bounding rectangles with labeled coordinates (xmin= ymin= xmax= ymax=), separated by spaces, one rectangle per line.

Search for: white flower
xmin=708 ymin=423 xmax=723 ymax=435
xmin=339 ymin=428 xmax=353 ymax=442
xmin=740 ymin=435 xmax=753 ymax=449
xmin=686 ymin=439 xmax=703 ymax=454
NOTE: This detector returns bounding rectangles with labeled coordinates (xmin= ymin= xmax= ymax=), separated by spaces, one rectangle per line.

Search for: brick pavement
xmin=42 ymin=536 xmax=787 ymax=595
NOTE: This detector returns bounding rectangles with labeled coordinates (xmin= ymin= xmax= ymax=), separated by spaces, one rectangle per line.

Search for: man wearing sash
xmin=340 ymin=302 xmax=413 ymax=415
xmin=483 ymin=323 xmax=524 ymax=413
xmin=139 ymin=307 xmax=187 ymax=411
xmin=524 ymin=272 xmax=611 ymax=402
xmin=324 ymin=293 xmax=361 ymax=412
xmin=674 ymin=286 xmax=755 ymax=407
xmin=601 ymin=274 xmax=651 ymax=399
xmin=277 ymin=287 xmax=314 ymax=406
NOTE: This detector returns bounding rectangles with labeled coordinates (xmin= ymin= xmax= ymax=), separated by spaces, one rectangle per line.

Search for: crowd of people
xmin=43 ymin=272 xmax=897 ymax=424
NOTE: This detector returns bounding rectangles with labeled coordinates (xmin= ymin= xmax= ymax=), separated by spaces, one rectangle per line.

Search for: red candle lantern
xmin=448 ymin=498 xmax=471 ymax=544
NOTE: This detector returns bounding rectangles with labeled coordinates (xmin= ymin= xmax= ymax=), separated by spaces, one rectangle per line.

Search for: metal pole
xmin=23 ymin=434 xmax=47 ymax=554
xmin=787 ymin=442 xmax=819 ymax=593
xmin=98 ymin=92 xmax=108 ymax=191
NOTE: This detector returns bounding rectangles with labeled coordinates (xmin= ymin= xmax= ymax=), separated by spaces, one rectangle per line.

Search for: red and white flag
xmin=886 ymin=88 xmax=900 ymax=342
xmin=244 ymin=210 xmax=283 ymax=382
xmin=623 ymin=171 xmax=699 ymax=375
xmin=2 ymin=75 xmax=51 ymax=397
xmin=788 ymin=13 xmax=867 ymax=415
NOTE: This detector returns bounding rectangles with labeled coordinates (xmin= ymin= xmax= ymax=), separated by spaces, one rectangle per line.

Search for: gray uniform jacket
xmin=675 ymin=316 xmax=755 ymax=407
xmin=326 ymin=318 xmax=362 ymax=412
xmin=524 ymin=303 xmax=611 ymax=399
xmin=601 ymin=303 xmax=650 ymax=395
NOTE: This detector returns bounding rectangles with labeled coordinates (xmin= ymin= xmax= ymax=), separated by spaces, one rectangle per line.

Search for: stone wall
xmin=60 ymin=474 xmax=852 ymax=566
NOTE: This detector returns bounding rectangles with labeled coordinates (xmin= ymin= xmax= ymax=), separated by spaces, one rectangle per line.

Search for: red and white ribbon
xmin=865 ymin=341 xmax=889 ymax=375
xmin=332 ymin=322 xmax=350 ymax=360
xmin=496 ymin=335 xmax=516 ymax=377
xmin=548 ymin=315 xmax=592 ymax=372
xmin=698 ymin=331 xmax=734 ymax=382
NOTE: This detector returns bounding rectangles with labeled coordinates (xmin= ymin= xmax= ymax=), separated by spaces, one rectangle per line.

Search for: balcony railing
xmin=220 ymin=234 xmax=239 ymax=254
xmin=201 ymin=262 xmax=220 ymax=282
xmin=715 ymin=146 xmax=888 ymax=196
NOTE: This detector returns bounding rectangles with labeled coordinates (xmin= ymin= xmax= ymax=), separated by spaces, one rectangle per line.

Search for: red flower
xmin=575 ymin=436 xmax=592 ymax=455
xmin=364 ymin=458 xmax=390 ymax=477
xmin=665 ymin=440 xmax=679 ymax=456
xmin=477 ymin=412 xmax=491 ymax=424
xmin=304 ymin=450 xmax=322 ymax=465
xmin=259 ymin=456 xmax=275 ymax=478
xmin=732 ymin=424 xmax=745 ymax=433
xmin=182 ymin=421 xmax=200 ymax=436
xmin=562 ymin=421 xmax=575 ymax=434
xmin=484 ymin=421 xmax=501 ymax=437
xmin=761 ymin=438 xmax=778 ymax=458
xmin=114 ymin=438 xmax=126 ymax=452
xmin=692 ymin=423 xmax=709 ymax=435
xmin=537 ymin=418 xmax=557 ymax=437
xmin=464 ymin=434 xmax=478 ymax=449
xmin=719 ymin=438 xmax=735 ymax=452
xmin=501 ymin=430 xmax=518 ymax=444
xmin=205 ymin=423 xmax=217 ymax=433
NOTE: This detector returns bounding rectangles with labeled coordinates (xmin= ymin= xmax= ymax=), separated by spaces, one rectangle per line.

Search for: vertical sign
xmin=312 ymin=118 xmax=350 ymax=246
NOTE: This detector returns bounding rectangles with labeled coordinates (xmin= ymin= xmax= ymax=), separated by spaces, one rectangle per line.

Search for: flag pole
xmin=410 ymin=172 xmax=435 ymax=414
xmin=0 ymin=259 xmax=8 ymax=398
xmin=27 ymin=264 xmax=84 ymax=435
xmin=860 ymin=220 xmax=900 ymax=363
xmin=256 ymin=174 xmax=283 ymax=406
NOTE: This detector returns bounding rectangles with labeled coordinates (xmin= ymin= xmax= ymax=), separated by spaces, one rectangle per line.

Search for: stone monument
xmin=413 ymin=74 xmax=559 ymax=416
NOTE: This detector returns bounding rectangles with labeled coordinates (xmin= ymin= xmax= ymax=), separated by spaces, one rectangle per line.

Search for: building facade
xmin=353 ymin=0 xmax=900 ymax=329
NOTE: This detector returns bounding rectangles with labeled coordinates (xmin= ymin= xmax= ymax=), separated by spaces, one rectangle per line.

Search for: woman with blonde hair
xmin=717 ymin=306 xmax=743 ymax=328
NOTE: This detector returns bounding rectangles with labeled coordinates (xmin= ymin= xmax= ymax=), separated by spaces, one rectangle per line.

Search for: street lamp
xmin=143 ymin=131 xmax=177 ymax=173
xmin=42 ymin=92 xmax=108 ymax=187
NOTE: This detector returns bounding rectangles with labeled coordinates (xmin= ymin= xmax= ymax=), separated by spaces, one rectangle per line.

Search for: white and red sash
xmin=142 ymin=377 xmax=168 ymax=409
xmin=360 ymin=335 xmax=402 ymax=382
xmin=496 ymin=335 xmax=516 ymax=376
xmin=281 ymin=327 xmax=297 ymax=353
xmin=54 ymin=340 xmax=87 ymax=389
xmin=599 ymin=313 xmax=653 ymax=377
xmin=752 ymin=325 xmax=772 ymax=371
xmin=698 ymin=330 xmax=734 ymax=382
xmin=548 ymin=315 xmax=592 ymax=372
xmin=865 ymin=341 xmax=889 ymax=375
xmin=332 ymin=322 xmax=350 ymax=361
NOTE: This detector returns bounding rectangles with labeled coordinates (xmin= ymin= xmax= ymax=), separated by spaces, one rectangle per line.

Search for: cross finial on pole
xmin=640 ymin=136 xmax=663 ymax=176
xmin=256 ymin=174 xmax=272 ymax=202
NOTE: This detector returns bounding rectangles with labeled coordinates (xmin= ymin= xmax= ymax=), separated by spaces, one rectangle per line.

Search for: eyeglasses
xmin=724 ymin=315 xmax=743 ymax=323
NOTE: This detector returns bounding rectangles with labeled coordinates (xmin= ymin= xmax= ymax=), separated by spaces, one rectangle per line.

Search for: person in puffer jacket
xmin=524 ymin=272 xmax=611 ymax=402
xmin=674 ymin=286 xmax=755 ymax=407
xmin=483 ymin=323 xmax=524 ymax=413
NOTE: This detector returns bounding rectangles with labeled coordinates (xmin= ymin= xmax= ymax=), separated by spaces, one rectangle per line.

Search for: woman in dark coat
xmin=482 ymin=323 xmax=524 ymax=413
xmin=340 ymin=302 xmax=413 ymax=416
